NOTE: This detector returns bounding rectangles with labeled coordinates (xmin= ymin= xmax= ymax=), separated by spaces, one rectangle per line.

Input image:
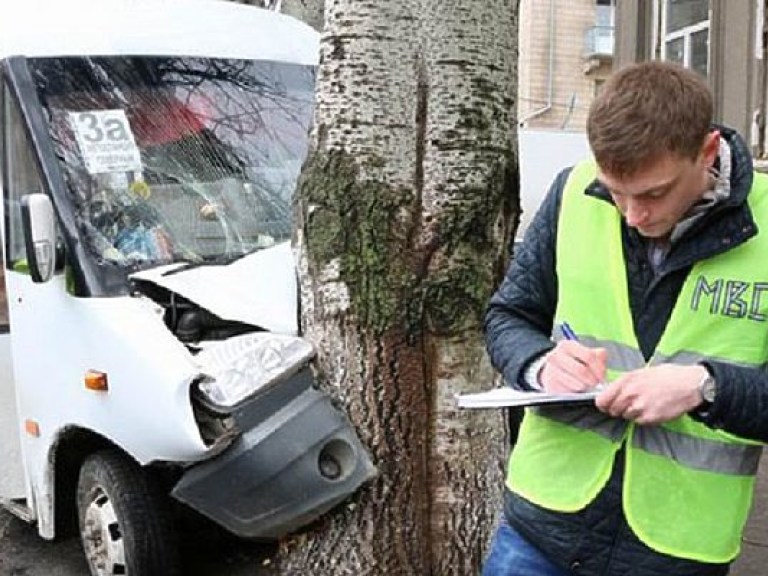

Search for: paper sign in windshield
xmin=69 ymin=110 xmax=142 ymax=174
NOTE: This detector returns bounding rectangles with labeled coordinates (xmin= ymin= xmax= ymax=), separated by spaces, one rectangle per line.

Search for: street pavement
xmin=3 ymin=459 xmax=768 ymax=575
xmin=0 ymin=507 xmax=276 ymax=576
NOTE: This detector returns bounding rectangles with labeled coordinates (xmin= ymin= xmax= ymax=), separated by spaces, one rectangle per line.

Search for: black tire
xmin=77 ymin=449 xmax=180 ymax=576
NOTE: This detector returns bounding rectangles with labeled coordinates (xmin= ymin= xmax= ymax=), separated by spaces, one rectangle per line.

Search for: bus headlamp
xmin=195 ymin=333 xmax=315 ymax=408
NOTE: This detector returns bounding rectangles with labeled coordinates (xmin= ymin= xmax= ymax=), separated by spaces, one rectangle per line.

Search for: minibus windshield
xmin=28 ymin=56 xmax=315 ymax=269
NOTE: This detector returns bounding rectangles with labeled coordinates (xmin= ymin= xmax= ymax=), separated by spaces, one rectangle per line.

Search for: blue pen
xmin=560 ymin=321 xmax=606 ymax=390
xmin=561 ymin=321 xmax=578 ymax=341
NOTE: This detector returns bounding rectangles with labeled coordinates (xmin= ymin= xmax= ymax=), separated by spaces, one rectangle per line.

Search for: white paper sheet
xmin=456 ymin=387 xmax=599 ymax=409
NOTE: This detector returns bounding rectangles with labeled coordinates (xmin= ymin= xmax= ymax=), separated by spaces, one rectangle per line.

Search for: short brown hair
xmin=587 ymin=61 xmax=713 ymax=178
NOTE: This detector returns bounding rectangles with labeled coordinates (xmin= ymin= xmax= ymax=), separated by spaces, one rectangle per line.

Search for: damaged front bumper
xmin=171 ymin=368 xmax=376 ymax=539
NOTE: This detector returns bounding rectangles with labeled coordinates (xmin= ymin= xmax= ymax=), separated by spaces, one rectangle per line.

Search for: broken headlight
xmin=194 ymin=332 xmax=315 ymax=409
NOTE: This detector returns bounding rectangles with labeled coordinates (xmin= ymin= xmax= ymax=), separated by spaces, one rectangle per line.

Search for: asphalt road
xmin=4 ymin=463 xmax=768 ymax=576
xmin=0 ymin=507 xmax=276 ymax=576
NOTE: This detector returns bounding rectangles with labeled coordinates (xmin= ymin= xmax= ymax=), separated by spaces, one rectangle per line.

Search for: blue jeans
xmin=482 ymin=517 xmax=567 ymax=576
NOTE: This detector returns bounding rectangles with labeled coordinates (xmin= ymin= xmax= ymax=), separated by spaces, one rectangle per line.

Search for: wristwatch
xmin=698 ymin=370 xmax=717 ymax=406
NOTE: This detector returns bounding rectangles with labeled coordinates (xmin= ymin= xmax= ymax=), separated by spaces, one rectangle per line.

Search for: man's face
xmin=597 ymin=132 xmax=719 ymax=239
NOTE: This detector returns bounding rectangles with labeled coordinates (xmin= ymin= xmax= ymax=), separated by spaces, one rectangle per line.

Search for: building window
xmin=596 ymin=0 xmax=615 ymax=28
xmin=662 ymin=0 xmax=710 ymax=77
xmin=585 ymin=0 xmax=615 ymax=58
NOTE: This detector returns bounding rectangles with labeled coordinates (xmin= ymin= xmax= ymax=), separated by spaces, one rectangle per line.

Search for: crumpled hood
xmin=130 ymin=241 xmax=298 ymax=335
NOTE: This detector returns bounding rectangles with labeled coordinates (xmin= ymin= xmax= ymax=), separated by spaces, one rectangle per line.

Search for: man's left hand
xmin=595 ymin=364 xmax=707 ymax=425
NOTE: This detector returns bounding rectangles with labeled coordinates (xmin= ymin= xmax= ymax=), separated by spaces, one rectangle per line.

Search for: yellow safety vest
xmin=506 ymin=160 xmax=768 ymax=563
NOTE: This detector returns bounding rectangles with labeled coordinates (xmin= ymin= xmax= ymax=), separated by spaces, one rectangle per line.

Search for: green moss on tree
xmin=297 ymin=148 xmax=518 ymax=336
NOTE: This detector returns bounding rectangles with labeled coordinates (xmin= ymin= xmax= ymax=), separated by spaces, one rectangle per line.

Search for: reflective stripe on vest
xmin=631 ymin=425 xmax=762 ymax=476
xmin=506 ymin=160 xmax=768 ymax=563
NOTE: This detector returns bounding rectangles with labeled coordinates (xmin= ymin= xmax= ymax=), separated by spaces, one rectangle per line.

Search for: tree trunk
xmin=281 ymin=0 xmax=520 ymax=573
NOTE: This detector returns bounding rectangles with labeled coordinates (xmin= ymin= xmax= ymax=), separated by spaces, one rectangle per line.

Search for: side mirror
xmin=20 ymin=193 xmax=57 ymax=283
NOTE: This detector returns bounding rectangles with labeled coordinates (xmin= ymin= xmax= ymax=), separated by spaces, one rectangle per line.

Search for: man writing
xmin=483 ymin=61 xmax=768 ymax=575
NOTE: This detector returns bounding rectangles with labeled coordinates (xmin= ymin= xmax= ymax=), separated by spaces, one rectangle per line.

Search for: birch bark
xmin=282 ymin=0 xmax=520 ymax=573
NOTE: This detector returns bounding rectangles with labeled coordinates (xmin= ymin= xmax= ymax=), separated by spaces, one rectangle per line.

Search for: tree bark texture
xmin=282 ymin=1 xmax=520 ymax=574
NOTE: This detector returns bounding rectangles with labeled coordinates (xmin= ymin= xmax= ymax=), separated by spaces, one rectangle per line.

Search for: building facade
xmin=517 ymin=0 xmax=615 ymax=131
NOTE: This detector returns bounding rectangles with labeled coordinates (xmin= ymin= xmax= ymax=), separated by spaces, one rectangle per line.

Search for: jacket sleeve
xmin=484 ymin=168 xmax=571 ymax=391
xmin=699 ymin=360 xmax=768 ymax=443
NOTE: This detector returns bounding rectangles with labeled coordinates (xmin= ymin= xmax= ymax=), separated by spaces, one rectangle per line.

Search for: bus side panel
xmin=0 ymin=330 xmax=25 ymax=501
xmin=5 ymin=272 xmax=209 ymax=537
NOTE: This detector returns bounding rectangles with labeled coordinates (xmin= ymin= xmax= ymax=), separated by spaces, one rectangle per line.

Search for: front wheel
xmin=77 ymin=449 xmax=180 ymax=576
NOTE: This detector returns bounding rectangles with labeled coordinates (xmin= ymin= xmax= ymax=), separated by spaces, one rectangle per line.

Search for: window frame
xmin=660 ymin=0 xmax=711 ymax=76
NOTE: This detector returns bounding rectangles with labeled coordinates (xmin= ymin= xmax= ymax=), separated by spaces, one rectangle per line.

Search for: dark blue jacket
xmin=484 ymin=127 xmax=764 ymax=575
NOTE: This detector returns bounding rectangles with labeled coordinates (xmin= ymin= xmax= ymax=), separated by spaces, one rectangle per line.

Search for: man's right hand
xmin=540 ymin=340 xmax=607 ymax=394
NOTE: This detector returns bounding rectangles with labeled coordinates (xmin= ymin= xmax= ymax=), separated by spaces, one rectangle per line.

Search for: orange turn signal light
xmin=84 ymin=370 xmax=109 ymax=392
xmin=25 ymin=419 xmax=40 ymax=437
